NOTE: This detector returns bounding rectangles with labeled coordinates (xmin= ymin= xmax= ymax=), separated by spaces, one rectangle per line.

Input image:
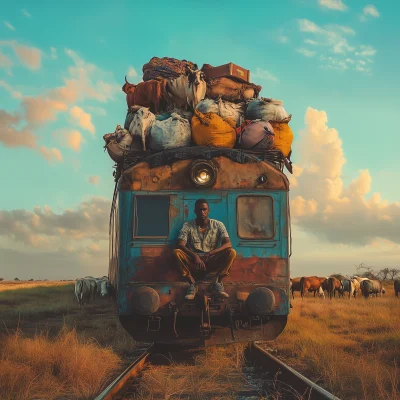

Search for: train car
xmin=109 ymin=146 xmax=291 ymax=347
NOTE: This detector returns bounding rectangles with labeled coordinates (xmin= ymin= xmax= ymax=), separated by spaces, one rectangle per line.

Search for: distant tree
xmin=388 ymin=268 xmax=400 ymax=280
xmin=354 ymin=263 xmax=378 ymax=279
xmin=0 ymin=278 xmax=4 ymax=281
xmin=378 ymin=268 xmax=390 ymax=280
xmin=14 ymin=278 xmax=19 ymax=281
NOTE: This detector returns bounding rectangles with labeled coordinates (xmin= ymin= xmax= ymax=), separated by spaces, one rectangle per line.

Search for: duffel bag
xmin=196 ymin=99 xmax=245 ymax=127
xmin=149 ymin=113 xmax=191 ymax=151
xmin=270 ymin=116 xmax=294 ymax=158
xmin=246 ymin=98 xmax=289 ymax=122
xmin=238 ymin=120 xmax=275 ymax=150
xmin=206 ymin=77 xmax=261 ymax=102
xmin=191 ymin=110 xmax=236 ymax=148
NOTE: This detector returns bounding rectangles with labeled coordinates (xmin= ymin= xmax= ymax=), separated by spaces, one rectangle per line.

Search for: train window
xmin=133 ymin=196 xmax=169 ymax=238
xmin=237 ymin=196 xmax=274 ymax=239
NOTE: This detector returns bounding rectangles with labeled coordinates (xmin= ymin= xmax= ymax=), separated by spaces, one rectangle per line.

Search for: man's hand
xmin=201 ymin=253 xmax=211 ymax=264
xmin=194 ymin=254 xmax=206 ymax=271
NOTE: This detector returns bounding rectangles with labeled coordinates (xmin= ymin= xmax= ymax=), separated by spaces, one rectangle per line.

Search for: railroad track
xmin=95 ymin=343 xmax=340 ymax=400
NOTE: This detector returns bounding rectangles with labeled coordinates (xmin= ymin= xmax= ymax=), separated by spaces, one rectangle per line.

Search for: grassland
xmin=0 ymin=281 xmax=399 ymax=399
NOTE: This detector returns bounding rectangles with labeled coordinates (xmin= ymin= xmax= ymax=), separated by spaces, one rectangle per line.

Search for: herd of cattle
xmin=74 ymin=276 xmax=113 ymax=307
xmin=290 ymin=276 xmax=400 ymax=299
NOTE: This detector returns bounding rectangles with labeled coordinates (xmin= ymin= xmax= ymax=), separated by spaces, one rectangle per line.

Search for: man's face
xmin=195 ymin=202 xmax=210 ymax=220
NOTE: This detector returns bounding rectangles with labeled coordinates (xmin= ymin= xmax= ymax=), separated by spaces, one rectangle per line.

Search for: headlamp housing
xmin=189 ymin=159 xmax=217 ymax=188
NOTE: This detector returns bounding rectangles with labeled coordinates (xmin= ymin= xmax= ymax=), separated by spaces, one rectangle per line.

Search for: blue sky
xmin=1 ymin=0 xmax=399 ymax=279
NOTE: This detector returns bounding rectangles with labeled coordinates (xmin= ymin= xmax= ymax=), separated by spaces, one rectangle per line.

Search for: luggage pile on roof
xmin=103 ymin=57 xmax=294 ymax=173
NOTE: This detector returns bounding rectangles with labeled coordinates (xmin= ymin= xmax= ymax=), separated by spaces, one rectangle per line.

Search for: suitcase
xmin=201 ymin=63 xmax=250 ymax=83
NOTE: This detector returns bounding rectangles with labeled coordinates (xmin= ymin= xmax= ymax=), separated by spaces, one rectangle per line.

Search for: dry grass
xmin=272 ymin=289 xmax=400 ymax=400
xmin=0 ymin=280 xmax=73 ymax=292
xmin=0 ymin=327 xmax=121 ymax=400
xmin=133 ymin=344 xmax=247 ymax=399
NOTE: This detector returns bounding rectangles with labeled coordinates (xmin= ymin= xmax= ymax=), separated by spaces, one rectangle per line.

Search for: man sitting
xmin=172 ymin=198 xmax=236 ymax=300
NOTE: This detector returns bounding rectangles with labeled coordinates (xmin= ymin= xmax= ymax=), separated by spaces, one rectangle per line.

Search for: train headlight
xmin=132 ymin=286 xmax=160 ymax=315
xmin=190 ymin=160 xmax=217 ymax=188
xmin=246 ymin=287 xmax=275 ymax=315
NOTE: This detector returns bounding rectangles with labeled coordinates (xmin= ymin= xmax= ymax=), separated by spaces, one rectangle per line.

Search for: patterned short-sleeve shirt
xmin=178 ymin=219 xmax=229 ymax=254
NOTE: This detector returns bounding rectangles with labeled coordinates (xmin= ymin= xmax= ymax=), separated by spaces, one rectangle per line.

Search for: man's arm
xmin=207 ymin=237 xmax=232 ymax=256
xmin=176 ymin=239 xmax=206 ymax=271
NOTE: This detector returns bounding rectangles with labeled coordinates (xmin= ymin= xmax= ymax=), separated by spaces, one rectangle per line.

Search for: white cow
xmin=95 ymin=276 xmax=111 ymax=298
xmin=75 ymin=277 xmax=97 ymax=308
xmin=317 ymin=286 xmax=325 ymax=299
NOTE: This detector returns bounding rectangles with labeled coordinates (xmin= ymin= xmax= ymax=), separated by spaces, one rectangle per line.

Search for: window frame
xmin=236 ymin=195 xmax=275 ymax=240
xmin=133 ymin=195 xmax=170 ymax=239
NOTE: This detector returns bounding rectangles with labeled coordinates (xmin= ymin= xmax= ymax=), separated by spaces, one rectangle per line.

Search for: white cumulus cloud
xmin=318 ymin=0 xmax=347 ymax=11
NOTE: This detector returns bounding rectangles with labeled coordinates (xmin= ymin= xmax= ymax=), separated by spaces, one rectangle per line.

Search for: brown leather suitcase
xmin=201 ymin=63 xmax=250 ymax=83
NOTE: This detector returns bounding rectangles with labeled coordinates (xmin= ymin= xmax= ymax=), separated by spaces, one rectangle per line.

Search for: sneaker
xmin=185 ymin=284 xmax=197 ymax=300
xmin=211 ymin=282 xmax=229 ymax=298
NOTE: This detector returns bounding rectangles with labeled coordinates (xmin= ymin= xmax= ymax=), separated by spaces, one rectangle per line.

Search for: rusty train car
xmin=109 ymin=147 xmax=291 ymax=347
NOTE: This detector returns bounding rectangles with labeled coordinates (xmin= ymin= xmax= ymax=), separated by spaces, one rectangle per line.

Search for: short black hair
xmin=195 ymin=198 xmax=209 ymax=209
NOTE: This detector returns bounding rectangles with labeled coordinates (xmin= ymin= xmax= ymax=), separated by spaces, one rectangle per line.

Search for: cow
xmin=166 ymin=67 xmax=207 ymax=110
xmin=95 ymin=276 xmax=111 ymax=299
xmin=75 ymin=277 xmax=97 ymax=308
xmin=122 ymin=78 xmax=167 ymax=114
xmin=290 ymin=277 xmax=302 ymax=299
xmin=340 ymin=279 xmax=355 ymax=299
xmin=328 ymin=277 xmax=343 ymax=299
xmin=317 ymin=286 xmax=325 ymax=299
xmin=300 ymin=276 xmax=327 ymax=299
xmin=394 ymin=280 xmax=400 ymax=298
xmin=360 ymin=279 xmax=384 ymax=298
xmin=351 ymin=278 xmax=361 ymax=298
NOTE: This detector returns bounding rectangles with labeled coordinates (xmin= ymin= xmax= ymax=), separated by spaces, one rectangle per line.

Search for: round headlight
xmin=132 ymin=286 xmax=160 ymax=315
xmin=190 ymin=160 xmax=217 ymax=188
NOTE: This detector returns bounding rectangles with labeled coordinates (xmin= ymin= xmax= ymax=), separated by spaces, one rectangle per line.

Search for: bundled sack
xmin=269 ymin=116 xmax=294 ymax=158
xmin=166 ymin=68 xmax=206 ymax=110
xmin=206 ymin=77 xmax=262 ymax=102
xmin=103 ymin=125 xmax=131 ymax=163
xmin=122 ymin=78 xmax=167 ymax=114
xmin=246 ymin=98 xmax=289 ymax=122
xmin=149 ymin=113 xmax=191 ymax=151
xmin=196 ymin=98 xmax=245 ymax=127
xmin=143 ymin=57 xmax=198 ymax=82
xmin=191 ymin=110 xmax=236 ymax=148
xmin=237 ymin=120 xmax=275 ymax=150
xmin=128 ymin=107 xmax=155 ymax=151
xmin=156 ymin=108 xmax=193 ymax=121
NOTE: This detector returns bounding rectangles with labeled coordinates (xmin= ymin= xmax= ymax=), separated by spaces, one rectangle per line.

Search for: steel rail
xmin=94 ymin=344 xmax=153 ymax=400
xmin=250 ymin=342 xmax=341 ymax=400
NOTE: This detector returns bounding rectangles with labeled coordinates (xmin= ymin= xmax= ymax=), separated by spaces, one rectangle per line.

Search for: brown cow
xmin=290 ymin=277 xmax=301 ymax=299
xmin=122 ymin=77 xmax=167 ymax=114
xmin=328 ymin=277 xmax=343 ymax=299
xmin=300 ymin=276 xmax=327 ymax=299
xmin=395 ymin=279 xmax=400 ymax=298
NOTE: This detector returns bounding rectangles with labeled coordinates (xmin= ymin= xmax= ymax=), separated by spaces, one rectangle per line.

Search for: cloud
xmin=0 ymin=80 xmax=23 ymax=99
xmin=0 ymin=50 xmax=13 ymax=74
xmin=297 ymin=48 xmax=317 ymax=57
xmin=66 ymin=130 xmax=83 ymax=152
xmin=290 ymin=107 xmax=400 ymax=245
xmin=88 ymin=176 xmax=100 ymax=185
xmin=69 ymin=106 xmax=95 ymax=134
xmin=0 ymin=40 xmax=41 ymax=70
xmin=0 ymin=197 xmax=110 ymax=252
xmin=252 ymin=68 xmax=279 ymax=82
xmin=0 ymin=109 xmax=36 ymax=148
xmin=126 ymin=66 xmax=138 ymax=79
xmin=297 ymin=19 xmax=376 ymax=72
xmin=21 ymin=9 xmax=31 ymax=18
xmin=50 ymin=47 xmax=57 ymax=59
xmin=85 ymin=106 xmax=107 ymax=116
xmin=318 ymin=0 xmax=347 ymax=11
xmin=278 ymin=35 xmax=289 ymax=44
xmin=38 ymin=146 xmax=63 ymax=162
xmin=361 ymin=5 xmax=380 ymax=21
xmin=355 ymin=45 xmax=376 ymax=57
xmin=21 ymin=96 xmax=68 ymax=126
xmin=4 ymin=21 xmax=15 ymax=31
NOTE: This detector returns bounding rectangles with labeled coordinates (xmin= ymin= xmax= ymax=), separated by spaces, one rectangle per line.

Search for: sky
xmin=1 ymin=0 xmax=400 ymax=279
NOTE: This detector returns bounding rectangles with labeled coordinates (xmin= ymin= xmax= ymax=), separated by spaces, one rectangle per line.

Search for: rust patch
xmin=120 ymin=157 xmax=289 ymax=191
